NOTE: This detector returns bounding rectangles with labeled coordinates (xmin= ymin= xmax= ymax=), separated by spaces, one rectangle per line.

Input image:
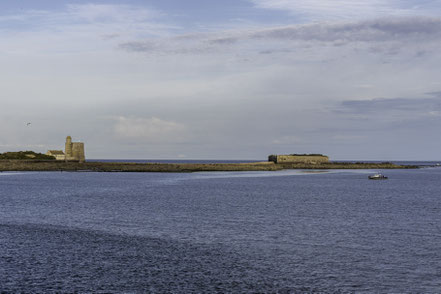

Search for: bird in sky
xmin=26 ymin=122 xmax=31 ymax=126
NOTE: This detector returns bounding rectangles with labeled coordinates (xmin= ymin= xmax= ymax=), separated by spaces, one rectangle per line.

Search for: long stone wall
xmin=269 ymin=155 xmax=329 ymax=164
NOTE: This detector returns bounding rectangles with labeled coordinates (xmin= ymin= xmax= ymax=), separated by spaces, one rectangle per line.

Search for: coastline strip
xmin=0 ymin=160 xmax=418 ymax=172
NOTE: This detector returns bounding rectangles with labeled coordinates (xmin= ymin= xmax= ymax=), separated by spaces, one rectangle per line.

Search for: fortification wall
xmin=269 ymin=155 xmax=329 ymax=164
xmin=72 ymin=142 xmax=85 ymax=163
xmin=63 ymin=136 xmax=85 ymax=162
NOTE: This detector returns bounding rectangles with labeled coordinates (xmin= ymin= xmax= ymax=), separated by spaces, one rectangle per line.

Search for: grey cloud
xmin=259 ymin=48 xmax=295 ymax=54
xmin=208 ymin=37 xmax=238 ymax=45
xmin=101 ymin=33 xmax=121 ymax=40
xmin=119 ymin=17 xmax=441 ymax=55
xmin=251 ymin=17 xmax=441 ymax=43
xmin=426 ymin=91 xmax=441 ymax=98
xmin=119 ymin=41 xmax=158 ymax=52
xmin=325 ymin=94 xmax=441 ymax=149
xmin=171 ymin=33 xmax=212 ymax=41
xmin=338 ymin=95 xmax=441 ymax=114
xmin=119 ymin=39 xmax=217 ymax=54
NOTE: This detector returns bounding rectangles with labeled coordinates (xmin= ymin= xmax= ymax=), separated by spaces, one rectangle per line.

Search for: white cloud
xmin=0 ymin=3 xmax=174 ymax=42
xmin=113 ymin=116 xmax=187 ymax=142
xmin=65 ymin=3 xmax=158 ymax=24
xmin=428 ymin=111 xmax=441 ymax=117
xmin=272 ymin=136 xmax=306 ymax=145
xmin=331 ymin=135 xmax=367 ymax=141
xmin=0 ymin=144 xmax=46 ymax=149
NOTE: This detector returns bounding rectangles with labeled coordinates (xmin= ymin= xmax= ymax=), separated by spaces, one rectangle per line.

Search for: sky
xmin=1 ymin=0 xmax=441 ymax=160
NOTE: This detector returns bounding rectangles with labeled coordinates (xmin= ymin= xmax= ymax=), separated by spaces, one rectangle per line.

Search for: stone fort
xmin=46 ymin=136 xmax=85 ymax=162
xmin=268 ymin=154 xmax=329 ymax=164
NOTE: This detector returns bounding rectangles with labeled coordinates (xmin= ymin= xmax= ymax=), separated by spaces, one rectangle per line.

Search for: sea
xmin=1 ymin=161 xmax=440 ymax=293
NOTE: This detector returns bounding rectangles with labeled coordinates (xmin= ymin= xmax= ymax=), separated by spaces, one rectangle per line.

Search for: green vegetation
xmin=0 ymin=151 xmax=55 ymax=160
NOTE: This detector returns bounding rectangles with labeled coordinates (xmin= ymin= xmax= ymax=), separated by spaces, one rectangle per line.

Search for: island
xmin=0 ymin=153 xmax=417 ymax=173
xmin=0 ymin=136 xmax=420 ymax=172
xmin=0 ymin=159 xmax=418 ymax=172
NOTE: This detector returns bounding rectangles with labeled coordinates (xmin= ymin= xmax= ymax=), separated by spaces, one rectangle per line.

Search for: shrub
xmin=0 ymin=151 xmax=56 ymax=160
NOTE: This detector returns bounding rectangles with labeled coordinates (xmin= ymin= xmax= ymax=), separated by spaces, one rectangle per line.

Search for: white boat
xmin=368 ymin=173 xmax=388 ymax=180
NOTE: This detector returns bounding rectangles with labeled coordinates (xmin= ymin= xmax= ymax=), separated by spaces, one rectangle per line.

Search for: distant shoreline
xmin=0 ymin=160 xmax=421 ymax=172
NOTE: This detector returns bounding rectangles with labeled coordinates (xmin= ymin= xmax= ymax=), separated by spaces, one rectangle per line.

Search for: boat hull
xmin=368 ymin=175 xmax=388 ymax=180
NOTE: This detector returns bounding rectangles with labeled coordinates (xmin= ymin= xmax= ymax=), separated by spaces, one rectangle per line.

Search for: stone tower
xmin=72 ymin=142 xmax=85 ymax=163
xmin=65 ymin=136 xmax=72 ymax=158
xmin=65 ymin=136 xmax=85 ymax=162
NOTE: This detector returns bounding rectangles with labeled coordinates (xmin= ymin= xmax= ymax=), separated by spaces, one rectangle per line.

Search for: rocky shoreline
xmin=0 ymin=160 xmax=419 ymax=172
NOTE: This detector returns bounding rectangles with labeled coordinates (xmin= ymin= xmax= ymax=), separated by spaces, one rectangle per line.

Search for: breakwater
xmin=0 ymin=160 xmax=417 ymax=172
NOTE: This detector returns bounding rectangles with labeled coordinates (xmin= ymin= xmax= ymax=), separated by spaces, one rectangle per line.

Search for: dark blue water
xmin=1 ymin=168 xmax=441 ymax=292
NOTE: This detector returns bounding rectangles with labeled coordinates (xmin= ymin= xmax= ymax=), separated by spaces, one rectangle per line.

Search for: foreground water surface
xmin=1 ymin=167 xmax=441 ymax=292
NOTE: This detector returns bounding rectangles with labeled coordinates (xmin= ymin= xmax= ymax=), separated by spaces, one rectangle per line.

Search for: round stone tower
xmin=65 ymin=136 xmax=73 ymax=159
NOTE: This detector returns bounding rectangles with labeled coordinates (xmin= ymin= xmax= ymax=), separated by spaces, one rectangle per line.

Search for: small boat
xmin=368 ymin=173 xmax=388 ymax=180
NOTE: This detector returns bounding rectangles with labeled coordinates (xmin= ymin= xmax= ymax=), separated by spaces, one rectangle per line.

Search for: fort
xmin=268 ymin=154 xmax=329 ymax=164
xmin=46 ymin=136 xmax=85 ymax=163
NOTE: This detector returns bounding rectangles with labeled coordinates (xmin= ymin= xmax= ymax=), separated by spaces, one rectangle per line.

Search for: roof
xmin=47 ymin=150 xmax=65 ymax=155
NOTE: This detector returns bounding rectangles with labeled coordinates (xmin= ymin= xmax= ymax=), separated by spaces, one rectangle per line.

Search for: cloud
xmin=426 ymin=91 xmax=441 ymax=98
xmin=0 ymin=3 xmax=172 ymax=40
xmin=113 ymin=116 xmax=187 ymax=143
xmin=331 ymin=134 xmax=367 ymax=141
xmin=250 ymin=17 xmax=441 ymax=42
xmin=331 ymin=93 xmax=441 ymax=137
xmin=2 ymin=4 xmax=441 ymax=160
xmin=272 ymin=135 xmax=306 ymax=145
xmin=248 ymin=0 xmax=438 ymax=21
xmin=428 ymin=111 xmax=441 ymax=117
xmin=119 ymin=17 xmax=441 ymax=57
xmin=0 ymin=144 xmax=46 ymax=149
xmin=65 ymin=3 xmax=158 ymax=24
xmin=338 ymin=96 xmax=441 ymax=114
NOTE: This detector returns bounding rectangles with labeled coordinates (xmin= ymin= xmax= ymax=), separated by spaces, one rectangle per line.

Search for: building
xmin=46 ymin=150 xmax=65 ymax=160
xmin=65 ymin=136 xmax=85 ymax=162
xmin=47 ymin=136 xmax=85 ymax=162
xmin=268 ymin=154 xmax=329 ymax=164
